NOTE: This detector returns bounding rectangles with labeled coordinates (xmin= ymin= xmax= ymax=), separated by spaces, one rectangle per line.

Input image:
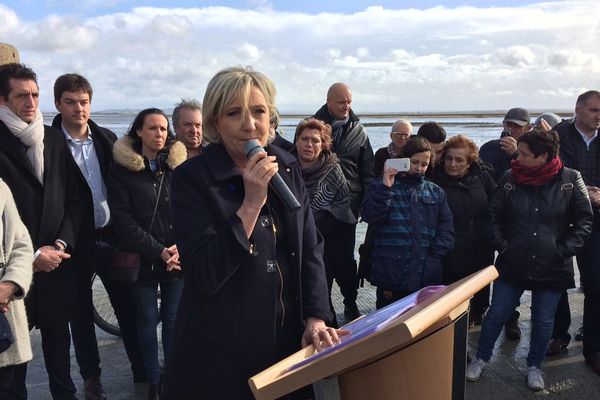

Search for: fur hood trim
xmin=113 ymin=136 xmax=187 ymax=172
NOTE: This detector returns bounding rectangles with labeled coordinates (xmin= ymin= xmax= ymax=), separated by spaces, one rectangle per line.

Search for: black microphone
xmin=244 ymin=139 xmax=301 ymax=212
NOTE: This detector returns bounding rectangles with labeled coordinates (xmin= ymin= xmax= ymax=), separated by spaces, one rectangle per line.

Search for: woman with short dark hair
xmin=466 ymin=128 xmax=593 ymax=391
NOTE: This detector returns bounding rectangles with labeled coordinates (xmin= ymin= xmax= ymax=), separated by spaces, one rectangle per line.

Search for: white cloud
xmin=496 ymin=46 xmax=536 ymax=67
xmin=236 ymin=43 xmax=261 ymax=61
xmin=2 ymin=1 xmax=599 ymax=112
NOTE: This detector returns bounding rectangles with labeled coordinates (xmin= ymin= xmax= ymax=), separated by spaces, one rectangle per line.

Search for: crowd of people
xmin=0 ymin=58 xmax=599 ymax=400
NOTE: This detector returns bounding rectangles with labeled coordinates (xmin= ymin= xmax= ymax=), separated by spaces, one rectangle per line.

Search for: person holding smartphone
xmin=360 ymin=135 xmax=454 ymax=308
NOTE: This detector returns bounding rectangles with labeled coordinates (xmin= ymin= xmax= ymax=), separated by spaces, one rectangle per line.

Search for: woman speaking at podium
xmin=164 ymin=67 xmax=342 ymax=399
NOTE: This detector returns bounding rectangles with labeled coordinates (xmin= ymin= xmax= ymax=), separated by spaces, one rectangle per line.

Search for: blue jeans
xmin=475 ymin=280 xmax=562 ymax=368
xmin=133 ymin=278 xmax=184 ymax=384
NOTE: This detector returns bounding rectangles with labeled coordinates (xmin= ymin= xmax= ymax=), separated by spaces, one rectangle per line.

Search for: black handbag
xmin=107 ymin=173 xmax=165 ymax=283
xmin=0 ymin=311 xmax=14 ymax=353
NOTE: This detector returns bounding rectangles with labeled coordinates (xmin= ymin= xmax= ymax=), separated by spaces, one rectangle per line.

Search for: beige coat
xmin=0 ymin=179 xmax=33 ymax=367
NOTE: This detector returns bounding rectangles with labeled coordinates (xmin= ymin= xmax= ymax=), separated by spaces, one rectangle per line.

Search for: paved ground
xmin=26 ymin=277 xmax=600 ymax=399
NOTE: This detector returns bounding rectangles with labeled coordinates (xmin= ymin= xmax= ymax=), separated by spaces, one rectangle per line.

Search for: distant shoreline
xmin=43 ymin=110 xmax=574 ymax=119
xmin=280 ymin=111 xmax=573 ymax=119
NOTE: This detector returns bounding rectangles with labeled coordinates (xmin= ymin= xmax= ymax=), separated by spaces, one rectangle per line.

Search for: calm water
xmin=44 ymin=112 xmax=509 ymax=149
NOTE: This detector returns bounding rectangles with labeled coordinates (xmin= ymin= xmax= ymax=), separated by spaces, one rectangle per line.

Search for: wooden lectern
xmin=249 ymin=266 xmax=498 ymax=400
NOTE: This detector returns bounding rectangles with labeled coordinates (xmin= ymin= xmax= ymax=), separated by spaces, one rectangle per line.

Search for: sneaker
xmin=527 ymin=366 xmax=545 ymax=391
xmin=546 ymin=338 xmax=569 ymax=356
xmin=466 ymin=358 xmax=487 ymax=381
xmin=504 ymin=312 xmax=521 ymax=340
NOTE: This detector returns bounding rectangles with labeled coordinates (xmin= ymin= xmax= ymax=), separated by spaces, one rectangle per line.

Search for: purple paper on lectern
xmin=284 ymin=285 xmax=446 ymax=373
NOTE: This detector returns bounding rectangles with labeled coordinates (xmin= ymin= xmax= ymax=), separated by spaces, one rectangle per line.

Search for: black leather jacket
xmin=489 ymin=167 xmax=593 ymax=291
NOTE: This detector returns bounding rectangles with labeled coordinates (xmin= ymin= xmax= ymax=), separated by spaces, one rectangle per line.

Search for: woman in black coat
xmin=164 ymin=67 xmax=343 ymax=400
xmin=108 ymin=108 xmax=186 ymax=399
xmin=466 ymin=128 xmax=593 ymax=391
xmin=431 ymin=134 xmax=496 ymax=325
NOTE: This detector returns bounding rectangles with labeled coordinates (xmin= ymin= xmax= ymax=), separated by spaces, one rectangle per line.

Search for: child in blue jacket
xmin=361 ymin=136 xmax=455 ymax=309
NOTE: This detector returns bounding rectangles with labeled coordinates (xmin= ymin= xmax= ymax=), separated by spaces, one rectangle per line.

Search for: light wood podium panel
xmin=249 ymin=266 xmax=498 ymax=400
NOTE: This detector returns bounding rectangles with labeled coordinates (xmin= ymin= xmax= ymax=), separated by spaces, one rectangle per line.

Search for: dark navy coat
xmin=164 ymin=144 xmax=330 ymax=399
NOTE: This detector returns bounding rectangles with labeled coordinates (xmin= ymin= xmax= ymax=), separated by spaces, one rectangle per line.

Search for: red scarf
xmin=510 ymin=156 xmax=563 ymax=186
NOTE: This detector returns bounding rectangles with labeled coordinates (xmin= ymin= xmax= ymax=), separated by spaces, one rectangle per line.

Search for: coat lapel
xmin=0 ymin=122 xmax=42 ymax=185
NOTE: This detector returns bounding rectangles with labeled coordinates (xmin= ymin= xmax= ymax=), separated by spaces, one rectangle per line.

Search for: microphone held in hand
xmin=244 ymin=139 xmax=301 ymax=212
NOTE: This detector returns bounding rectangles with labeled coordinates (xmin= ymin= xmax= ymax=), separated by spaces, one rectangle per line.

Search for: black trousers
xmin=70 ymin=261 xmax=101 ymax=380
xmin=0 ymin=363 xmax=27 ymax=400
xmin=317 ymin=215 xmax=358 ymax=313
xmin=70 ymin=238 xmax=145 ymax=381
xmin=578 ymin=225 xmax=600 ymax=357
xmin=40 ymin=321 xmax=77 ymax=399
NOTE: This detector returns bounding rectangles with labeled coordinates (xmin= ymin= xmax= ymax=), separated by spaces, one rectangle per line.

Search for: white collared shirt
xmin=575 ymin=124 xmax=598 ymax=150
xmin=62 ymin=124 xmax=110 ymax=228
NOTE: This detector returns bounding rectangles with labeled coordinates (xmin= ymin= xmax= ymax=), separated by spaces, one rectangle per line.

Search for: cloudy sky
xmin=1 ymin=0 xmax=599 ymax=113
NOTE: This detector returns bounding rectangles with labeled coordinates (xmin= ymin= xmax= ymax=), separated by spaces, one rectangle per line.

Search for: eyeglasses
xmin=392 ymin=132 xmax=411 ymax=138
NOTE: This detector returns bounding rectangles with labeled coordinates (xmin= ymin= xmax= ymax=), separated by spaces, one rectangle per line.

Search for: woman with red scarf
xmin=466 ymin=128 xmax=593 ymax=391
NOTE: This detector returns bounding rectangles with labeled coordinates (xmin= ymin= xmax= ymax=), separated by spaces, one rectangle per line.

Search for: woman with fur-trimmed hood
xmin=108 ymin=108 xmax=186 ymax=399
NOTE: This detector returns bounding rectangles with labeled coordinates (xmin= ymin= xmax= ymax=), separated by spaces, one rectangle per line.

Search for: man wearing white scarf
xmin=0 ymin=106 xmax=44 ymax=184
xmin=0 ymin=63 xmax=84 ymax=400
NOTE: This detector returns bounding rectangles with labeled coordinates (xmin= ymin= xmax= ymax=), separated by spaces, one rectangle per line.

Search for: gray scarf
xmin=331 ymin=116 xmax=350 ymax=150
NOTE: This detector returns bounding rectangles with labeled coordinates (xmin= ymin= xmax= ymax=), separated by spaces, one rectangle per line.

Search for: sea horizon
xmin=42 ymin=109 xmax=574 ymax=119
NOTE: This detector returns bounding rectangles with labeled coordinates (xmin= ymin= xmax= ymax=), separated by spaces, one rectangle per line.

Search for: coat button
xmin=533 ymin=232 xmax=537 ymax=236
xmin=165 ymin=196 xmax=169 ymax=202
xmin=291 ymin=252 xmax=296 ymax=257
xmin=532 ymin=255 xmax=536 ymax=259
xmin=534 ymin=208 xmax=539 ymax=211
xmin=286 ymin=168 xmax=290 ymax=173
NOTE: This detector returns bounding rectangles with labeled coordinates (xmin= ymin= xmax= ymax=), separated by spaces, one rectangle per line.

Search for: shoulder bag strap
xmin=149 ymin=172 xmax=165 ymax=231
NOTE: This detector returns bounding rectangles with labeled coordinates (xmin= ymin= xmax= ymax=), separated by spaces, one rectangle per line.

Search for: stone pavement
xmin=26 ymin=279 xmax=600 ymax=399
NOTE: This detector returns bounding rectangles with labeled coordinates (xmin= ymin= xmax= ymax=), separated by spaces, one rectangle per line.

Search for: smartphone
xmin=500 ymin=130 xmax=512 ymax=138
xmin=384 ymin=158 xmax=410 ymax=172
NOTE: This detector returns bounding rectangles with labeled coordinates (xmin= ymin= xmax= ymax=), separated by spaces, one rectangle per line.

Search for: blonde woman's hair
xmin=202 ymin=66 xmax=278 ymax=144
